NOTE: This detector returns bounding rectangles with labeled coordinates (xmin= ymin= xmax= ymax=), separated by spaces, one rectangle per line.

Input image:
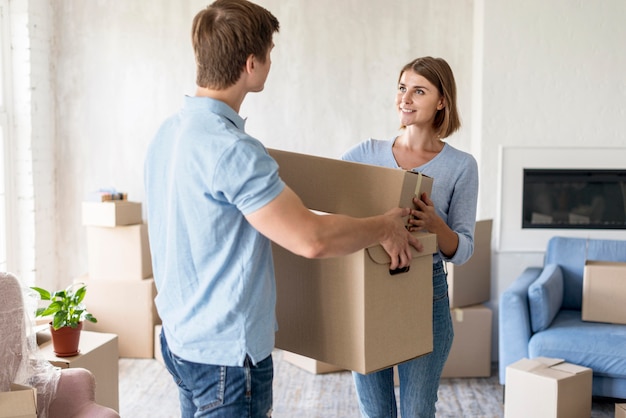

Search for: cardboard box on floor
xmin=0 ymin=384 xmax=37 ymax=418
xmin=38 ymin=330 xmax=119 ymax=412
xmin=269 ymin=148 xmax=437 ymax=375
xmin=441 ymin=304 xmax=492 ymax=378
xmin=582 ymin=260 xmax=626 ymax=325
xmin=82 ymin=277 xmax=160 ymax=358
xmin=504 ymin=357 xmax=592 ymax=418
xmin=82 ymin=200 xmax=142 ymax=227
xmin=282 ymin=351 xmax=344 ymax=375
xmin=86 ymin=223 xmax=152 ymax=280
xmin=616 ymin=403 xmax=626 ymax=418
xmin=446 ymin=219 xmax=492 ymax=308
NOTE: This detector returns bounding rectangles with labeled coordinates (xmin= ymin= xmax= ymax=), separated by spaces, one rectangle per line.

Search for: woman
xmin=342 ymin=56 xmax=479 ymax=417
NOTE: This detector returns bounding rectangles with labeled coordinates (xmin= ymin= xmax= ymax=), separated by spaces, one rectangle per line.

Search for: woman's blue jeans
xmin=160 ymin=331 xmax=273 ymax=418
xmin=352 ymin=261 xmax=454 ymax=418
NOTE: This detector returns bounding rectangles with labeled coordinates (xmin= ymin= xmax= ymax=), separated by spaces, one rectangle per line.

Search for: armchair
xmin=0 ymin=271 xmax=119 ymax=418
xmin=498 ymin=236 xmax=626 ymax=399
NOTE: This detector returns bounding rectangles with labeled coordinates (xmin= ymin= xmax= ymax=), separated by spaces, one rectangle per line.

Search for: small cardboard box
xmin=504 ymin=357 xmax=592 ymax=418
xmin=86 ymin=223 xmax=152 ymax=280
xmin=82 ymin=200 xmax=142 ymax=227
xmin=82 ymin=277 xmax=160 ymax=358
xmin=282 ymin=351 xmax=344 ymax=375
xmin=441 ymin=304 xmax=492 ymax=378
xmin=582 ymin=260 xmax=626 ymax=324
xmin=616 ymin=403 xmax=626 ymax=418
xmin=0 ymin=384 xmax=37 ymax=418
xmin=38 ymin=330 xmax=119 ymax=412
xmin=446 ymin=219 xmax=492 ymax=308
xmin=269 ymin=148 xmax=437 ymax=374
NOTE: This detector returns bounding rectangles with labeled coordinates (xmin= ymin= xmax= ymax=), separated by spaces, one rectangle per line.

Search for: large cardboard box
xmin=582 ymin=260 xmax=626 ymax=324
xmin=616 ymin=403 xmax=626 ymax=418
xmin=274 ymin=238 xmax=435 ymax=375
xmin=441 ymin=304 xmax=492 ymax=378
xmin=82 ymin=200 xmax=142 ymax=227
xmin=504 ymin=357 xmax=592 ymax=418
xmin=0 ymin=384 xmax=37 ymax=418
xmin=82 ymin=277 xmax=160 ymax=358
xmin=269 ymin=148 xmax=437 ymax=374
xmin=282 ymin=351 xmax=344 ymax=375
xmin=38 ymin=330 xmax=119 ymax=412
xmin=446 ymin=219 xmax=492 ymax=308
xmin=86 ymin=223 xmax=152 ymax=280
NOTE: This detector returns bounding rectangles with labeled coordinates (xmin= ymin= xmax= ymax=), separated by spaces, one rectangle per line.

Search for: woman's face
xmin=395 ymin=70 xmax=443 ymax=128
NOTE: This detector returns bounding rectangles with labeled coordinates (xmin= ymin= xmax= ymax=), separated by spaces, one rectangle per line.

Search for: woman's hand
xmin=409 ymin=193 xmax=459 ymax=258
xmin=409 ymin=193 xmax=441 ymax=232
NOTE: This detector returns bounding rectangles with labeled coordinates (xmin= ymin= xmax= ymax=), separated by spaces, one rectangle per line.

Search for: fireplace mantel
xmin=497 ymin=146 xmax=626 ymax=252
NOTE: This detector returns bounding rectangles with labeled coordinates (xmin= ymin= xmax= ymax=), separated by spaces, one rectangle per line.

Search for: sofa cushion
xmin=528 ymin=264 xmax=563 ymax=332
xmin=529 ymin=310 xmax=626 ymax=379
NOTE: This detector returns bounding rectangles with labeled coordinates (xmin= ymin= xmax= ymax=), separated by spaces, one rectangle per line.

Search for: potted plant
xmin=30 ymin=282 xmax=98 ymax=357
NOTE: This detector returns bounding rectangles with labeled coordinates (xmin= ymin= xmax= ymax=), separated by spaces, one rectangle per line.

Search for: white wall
xmin=49 ymin=0 xmax=475 ymax=288
xmin=16 ymin=0 xmax=626 ymax=361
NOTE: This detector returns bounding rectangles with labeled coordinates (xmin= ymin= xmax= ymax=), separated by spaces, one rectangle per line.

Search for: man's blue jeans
xmin=160 ymin=331 xmax=273 ymax=418
xmin=352 ymin=261 xmax=454 ymax=418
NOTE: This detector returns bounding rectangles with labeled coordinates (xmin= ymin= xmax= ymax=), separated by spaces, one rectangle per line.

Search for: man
xmin=144 ymin=1 xmax=422 ymax=416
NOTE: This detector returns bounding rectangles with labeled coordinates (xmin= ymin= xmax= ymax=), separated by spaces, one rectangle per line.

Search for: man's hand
xmin=380 ymin=207 xmax=424 ymax=270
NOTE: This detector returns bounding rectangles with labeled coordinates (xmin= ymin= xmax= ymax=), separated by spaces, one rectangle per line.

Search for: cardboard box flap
xmin=366 ymin=232 xmax=437 ymax=265
xmin=268 ymin=148 xmax=433 ymax=218
xmin=534 ymin=357 xmax=565 ymax=367
xmin=551 ymin=362 xmax=592 ymax=375
xmin=511 ymin=357 xmax=564 ymax=373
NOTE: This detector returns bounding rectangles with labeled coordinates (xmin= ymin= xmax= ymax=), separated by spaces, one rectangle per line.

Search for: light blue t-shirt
xmin=144 ymin=96 xmax=285 ymax=367
xmin=342 ymin=138 xmax=478 ymax=265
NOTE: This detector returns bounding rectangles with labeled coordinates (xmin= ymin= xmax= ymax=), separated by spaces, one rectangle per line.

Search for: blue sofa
xmin=499 ymin=236 xmax=626 ymax=399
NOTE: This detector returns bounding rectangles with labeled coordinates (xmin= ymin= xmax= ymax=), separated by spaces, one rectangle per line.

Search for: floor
xmin=118 ymin=349 xmax=618 ymax=417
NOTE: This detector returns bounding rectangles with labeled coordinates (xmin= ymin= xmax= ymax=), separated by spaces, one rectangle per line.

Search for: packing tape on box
xmin=414 ymin=172 xmax=423 ymax=197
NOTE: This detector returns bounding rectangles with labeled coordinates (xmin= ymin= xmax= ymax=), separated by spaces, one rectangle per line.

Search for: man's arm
xmin=245 ymin=186 xmax=422 ymax=270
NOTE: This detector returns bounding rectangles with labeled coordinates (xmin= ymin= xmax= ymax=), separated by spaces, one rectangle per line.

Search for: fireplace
xmin=498 ymin=146 xmax=626 ymax=252
xmin=522 ymin=169 xmax=626 ymax=229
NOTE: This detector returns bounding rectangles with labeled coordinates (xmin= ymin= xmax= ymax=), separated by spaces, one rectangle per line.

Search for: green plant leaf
xmin=73 ymin=285 xmax=87 ymax=304
xmin=39 ymin=301 xmax=63 ymax=317
xmin=30 ymin=286 xmax=51 ymax=300
xmin=52 ymin=311 xmax=70 ymax=329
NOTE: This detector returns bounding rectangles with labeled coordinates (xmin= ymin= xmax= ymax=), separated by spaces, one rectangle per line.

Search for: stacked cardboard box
xmin=616 ymin=403 xmax=626 ymax=418
xmin=81 ymin=199 xmax=160 ymax=358
xmin=269 ymin=149 xmax=437 ymax=375
xmin=441 ymin=219 xmax=493 ymax=378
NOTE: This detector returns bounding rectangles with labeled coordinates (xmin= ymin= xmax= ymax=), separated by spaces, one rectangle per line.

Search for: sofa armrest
xmin=498 ymin=267 xmax=543 ymax=384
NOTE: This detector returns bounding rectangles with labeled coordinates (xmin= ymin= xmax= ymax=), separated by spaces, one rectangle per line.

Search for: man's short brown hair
xmin=192 ymin=0 xmax=279 ymax=90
